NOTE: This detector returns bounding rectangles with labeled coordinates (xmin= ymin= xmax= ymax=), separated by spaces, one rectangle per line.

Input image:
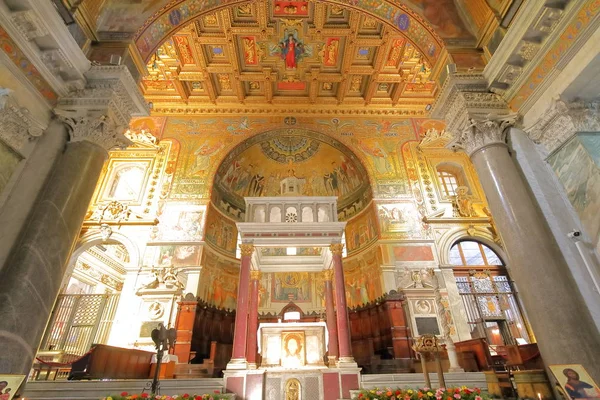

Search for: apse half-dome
xmin=212 ymin=129 xmax=372 ymax=220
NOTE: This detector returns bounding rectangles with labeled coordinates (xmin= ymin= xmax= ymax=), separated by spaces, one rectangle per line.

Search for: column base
xmin=448 ymin=367 xmax=465 ymax=373
xmin=336 ymin=356 xmax=358 ymax=368
xmin=247 ymin=362 xmax=258 ymax=370
xmin=226 ymin=358 xmax=248 ymax=370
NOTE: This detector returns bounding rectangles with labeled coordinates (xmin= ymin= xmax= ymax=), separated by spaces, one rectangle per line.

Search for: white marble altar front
xmin=258 ymin=322 xmax=328 ymax=368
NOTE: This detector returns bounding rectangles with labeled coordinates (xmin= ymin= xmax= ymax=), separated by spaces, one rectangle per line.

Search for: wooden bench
xmin=68 ymin=344 xmax=154 ymax=380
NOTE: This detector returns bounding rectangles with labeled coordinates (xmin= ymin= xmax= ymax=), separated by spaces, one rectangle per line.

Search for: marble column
xmin=456 ymin=117 xmax=600 ymax=380
xmin=0 ymin=130 xmax=109 ymax=374
xmin=330 ymin=243 xmax=356 ymax=367
xmin=322 ymin=269 xmax=339 ymax=362
xmin=228 ymin=243 xmax=254 ymax=369
xmin=246 ymin=270 xmax=261 ymax=368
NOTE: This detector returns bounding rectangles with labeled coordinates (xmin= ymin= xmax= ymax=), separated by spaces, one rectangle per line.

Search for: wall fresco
xmin=377 ymin=201 xmax=423 ymax=239
xmin=198 ymin=250 xmax=239 ymax=309
xmin=203 ymin=203 xmax=238 ymax=255
xmin=150 ymin=203 xmax=205 ymax=242
xmin=548 ymin=134 xmax=600 ymax=243
xmin=345 ymin=203 xmax=379 ymax=254
xmin=271 ymin=272 xmax=312 ymax=303
xmin=343 ymin=247 xmax=383 ymax=308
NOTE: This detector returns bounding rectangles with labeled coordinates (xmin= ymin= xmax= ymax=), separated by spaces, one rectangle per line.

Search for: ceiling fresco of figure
xmin=137 ymin=1 xmax=442 ymax=113
xmin=212 ymin=129 xmax=372 ymax=219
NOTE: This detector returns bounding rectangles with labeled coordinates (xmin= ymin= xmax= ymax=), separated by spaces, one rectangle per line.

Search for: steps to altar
xmin=22 ymin=378 xmax=226 ymax=400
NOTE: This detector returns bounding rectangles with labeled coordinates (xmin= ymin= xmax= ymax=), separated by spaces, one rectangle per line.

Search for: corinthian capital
xmin=55 ymin=65 xmax=149 ymax=152
xmin=58 ymin=114 xmax=132 ymax=151
xmin=240 ymin=243 xmax=255 ymax=257
xmin=452 ymin=115 xmax=518 ymax=157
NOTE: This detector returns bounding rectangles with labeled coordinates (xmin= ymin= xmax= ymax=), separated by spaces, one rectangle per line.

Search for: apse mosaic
xmin=212 ymin=128 xmax=373 ymax=218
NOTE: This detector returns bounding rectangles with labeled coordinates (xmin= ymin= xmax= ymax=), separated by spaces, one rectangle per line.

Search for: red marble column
xmin=330 ymin=243 xmax=355 ymax=365
xmin=323 ymin=269 xmax=339 ymax=362
xmin=246 ymin=270 xmax=261 ymax=368
xmin=228 ymin=243 xmax=254 ymax=369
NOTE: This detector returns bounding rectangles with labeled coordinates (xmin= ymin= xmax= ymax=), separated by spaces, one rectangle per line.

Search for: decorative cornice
xmin=0 ymin=88 xmax=45 ymax=156
xmin=150 ymin=104 xmax=429 ymax=117
xmin=484 ymin=0 xmax=572 ymax=97
xmin=525 ymin=99 xmax=600 ymax=155
xmin=240 ymin=243 xmax=255 ymax=257
xmin=0 ymin=0 xmax=90 ymax=96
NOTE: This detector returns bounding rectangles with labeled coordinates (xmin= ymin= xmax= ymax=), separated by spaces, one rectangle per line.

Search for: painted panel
xmin=393 ymin=245 xmax=434 ymax=261
xmin=271 ymin=272 xmax=312 ymax=303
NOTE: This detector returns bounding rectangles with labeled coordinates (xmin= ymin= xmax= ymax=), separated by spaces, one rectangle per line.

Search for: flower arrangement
xmin=101 ymin=392 xmax=230 ymax=400
xmin=355 ymin=387 xmax=489 ymax=400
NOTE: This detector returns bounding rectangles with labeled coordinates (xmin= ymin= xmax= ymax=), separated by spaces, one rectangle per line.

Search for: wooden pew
xmin=68 ymin=344 xmax=154 ymax=380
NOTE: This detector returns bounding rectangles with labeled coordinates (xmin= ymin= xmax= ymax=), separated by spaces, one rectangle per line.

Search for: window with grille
xmin=450 ymin=240 xmax=532 ymax=349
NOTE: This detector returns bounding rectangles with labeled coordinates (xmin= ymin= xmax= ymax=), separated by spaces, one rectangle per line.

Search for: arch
xmin=211 ymin=128 xmax=373 ymax=218
xmin=134 ymin=1 xmax=444 ymax=66
xmin=70 ymin=230 xmax=141 ymax=270
xmin=301 ymin=206 xmax=313 ymax=222
xmin=270 ymin=206 xmax=282 ymax=222
xmin=436 ymin=227 xmax=506 ymax=266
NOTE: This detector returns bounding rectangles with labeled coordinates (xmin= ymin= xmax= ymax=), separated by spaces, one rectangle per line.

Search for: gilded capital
xmin=329 ymin=243 xmax=344 ymax=255
xmin=250 ymin=270 xmax=262 ymax=281
xmin=322 ymin=269 xmax=334 ymax=281
xmin=240 ymin=243 xmax=254 ymax=257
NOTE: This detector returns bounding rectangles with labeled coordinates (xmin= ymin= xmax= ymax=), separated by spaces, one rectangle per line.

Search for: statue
xmin=140 ymin=267 xmax=161 ymax=290
xmin=452 ymin=186 xmax=476 ymax=217
xmin=163 ymin=266 xmax=184 ymax=289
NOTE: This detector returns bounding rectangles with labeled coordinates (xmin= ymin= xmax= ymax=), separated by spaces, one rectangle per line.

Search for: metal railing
xmin=40 ymin=293 xmax=120 ymax=356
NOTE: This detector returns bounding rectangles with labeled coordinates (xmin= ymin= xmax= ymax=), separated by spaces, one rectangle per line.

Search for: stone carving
xmin=60 ymin=114 xmax=131 ymax=151
xmin=450 ymin=115 xmax=517 ymax=157
xmin=56 ymin=66 xmax=150 ymax=150
xmin=418 ymin=128 xmax=454 ymax=148
xmin=148 ymin=301 xmax=165 ymax=320
xmin=89 ymin=201 xmax=134 ymax=223
xmin=124 ymin=129 xmax=159 ymax=147
xmin=0 ymin=88 xmax=45 ymax=155
xmin=526 ymin=99 xmax=600 ymax=154
xmin=138 ymin=265 xmax=184 ymax=292
xmin=452 ymin=186 xmax=477 ymax=217
xmin=99 ymin=223 xmax=113 ymax=242
xmin=11 ymin=9 xmax=49 ymax=40
xmin=395 ymin=268 xmax=435 ymax=289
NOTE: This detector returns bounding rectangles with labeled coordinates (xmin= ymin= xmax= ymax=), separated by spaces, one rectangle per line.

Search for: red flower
xmin=359 ymin=394 xmax=363 ymax=398
xmin=418 ymin=392 xmax=424 ymax=398
xmin=121 ymin=392 xmax=128 ymax=397
xmin=396 ymin=390 xmax=402 ymax=395
xmin=141 ymin=394 xmax=149 ymax=399
xmin=183 ymin=394 xmax=190 ymax=399
xmin=455 ymin=388 xmax=461 ymax=394
xmin=387 ymin=391 xmax=393 ymax=396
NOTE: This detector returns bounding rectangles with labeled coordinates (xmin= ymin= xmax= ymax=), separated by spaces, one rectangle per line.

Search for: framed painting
xmin=549 ymin=364 xmax=600 ymax=399
xmin=0 ymin=374 xmax=26 ymax=400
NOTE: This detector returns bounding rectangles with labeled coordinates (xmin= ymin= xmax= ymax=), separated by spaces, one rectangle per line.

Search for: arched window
xmin=436 ymin=163 xmax=468 ymax=198
xmin=450 ymin=240 xmax=532 ymax=349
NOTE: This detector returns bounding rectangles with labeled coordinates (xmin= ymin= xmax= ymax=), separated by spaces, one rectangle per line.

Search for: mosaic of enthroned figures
xmin=141 ymin=2 xmax=436 ymax=110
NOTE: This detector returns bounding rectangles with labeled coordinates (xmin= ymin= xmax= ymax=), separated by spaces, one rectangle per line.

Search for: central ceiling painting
xmin=142 ymin=2 xmax=437 ymax=112
xmin=212 ymin=129 xmax=372 ymax=220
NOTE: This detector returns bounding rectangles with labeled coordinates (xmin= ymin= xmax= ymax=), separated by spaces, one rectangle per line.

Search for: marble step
xmin=22 ymin=378 xmax=229 ymax=400
xmin=361 ymin=372 xmax=488 ymax=391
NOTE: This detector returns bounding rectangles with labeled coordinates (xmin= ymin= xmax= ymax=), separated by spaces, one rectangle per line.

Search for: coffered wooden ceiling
xmin=141 ymin=2 xmax=437 ymax=115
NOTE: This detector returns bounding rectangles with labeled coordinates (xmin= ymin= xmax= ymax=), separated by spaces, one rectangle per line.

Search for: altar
xmin=258 ymin=322 xmax=328 ymax=368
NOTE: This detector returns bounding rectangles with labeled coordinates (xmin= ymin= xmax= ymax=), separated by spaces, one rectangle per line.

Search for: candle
xmin=537 ymin=393 xmax=542 ymax=400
